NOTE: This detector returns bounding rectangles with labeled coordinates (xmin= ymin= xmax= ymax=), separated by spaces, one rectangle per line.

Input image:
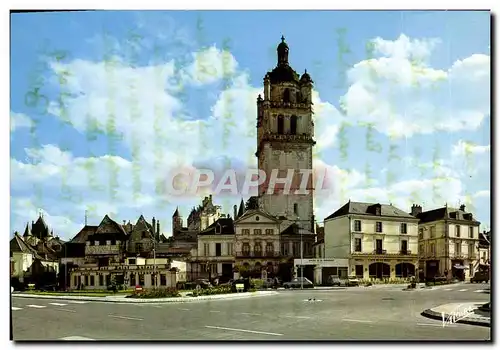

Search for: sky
xmin=10 ymin=10 xmax=491 ymax=240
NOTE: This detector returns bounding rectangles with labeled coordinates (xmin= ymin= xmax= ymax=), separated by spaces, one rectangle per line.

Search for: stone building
xmin=233 ymin=208 xmax=282 ymax=278
xmin=256 ymin=36 xmax=316 ymax=235
xmin=192 ymin=217 xmax=236 ymax=281
xmin=321 ymin=201 xmax=419 ymax=284
xmin=413 ymin=204 xmax=481 ymax=281
xmin=170 ymin=195 xmax=222 ymax=248
xmin=65 ymin=214 xmax=190 ymax=290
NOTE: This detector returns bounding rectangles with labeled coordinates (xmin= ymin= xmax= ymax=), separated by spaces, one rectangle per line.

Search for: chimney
xmin=123 ymin=220 xmax=126 ymax=225
xmin=152 ymin=217 xmax=156 ymax=237
xmin=460 ymin=204 xmax=466 ymax=211
xmin=411 ymin=204 xmax=422 ymax=217
xmin=157 ymin=221 xmax=160 ymax=238
xmin=233 ymin=205 xmax=238 ymax=219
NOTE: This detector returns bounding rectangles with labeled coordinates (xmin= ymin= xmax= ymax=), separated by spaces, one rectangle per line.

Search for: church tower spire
xmin=256 ymin=36 xmax=316 ymax=233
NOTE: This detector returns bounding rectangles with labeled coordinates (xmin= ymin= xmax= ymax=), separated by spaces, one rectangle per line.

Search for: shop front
xmin=293 ymin=258 xmax=349 ymax=285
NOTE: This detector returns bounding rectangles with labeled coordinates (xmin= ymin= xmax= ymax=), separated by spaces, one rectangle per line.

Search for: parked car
xmin=345 ymin=276 xmax=360 ymax=287
xmin=471 ymin=271 xmax=489 ymax=283
xmin=327 ymin=275 xmax=359 ymax=287
xmin=283 ymin=277 xmax=314 ymax=289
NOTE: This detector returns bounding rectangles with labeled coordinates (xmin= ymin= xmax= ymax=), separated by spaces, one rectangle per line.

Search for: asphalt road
xmin=11 ymin=282 xmax=490 ymax=341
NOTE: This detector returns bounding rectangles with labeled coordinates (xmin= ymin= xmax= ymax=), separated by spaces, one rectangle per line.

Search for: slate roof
xmin=199 ymin=218 xmax=235 ymax=235
xmin=416 ymin=206 xmax=480 ymax=224
xmin=69 ymin=225 xmax=98 ymax=243
xmin=10 ymin=233 xmax=44 ymax=260
xmin=31 ymin=215 xmax=50 ymax=239
xmin=325 ymin=201 xmax=416 ymax=221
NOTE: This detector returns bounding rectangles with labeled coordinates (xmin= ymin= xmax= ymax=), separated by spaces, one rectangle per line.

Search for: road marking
xmin=56 ymin=308 xmax=77 ymax=313
xmin=209 ymin=310 xmax=221 ymax=313
xmin=49 ymin=303 xmax=67 ymax=306
xmin=60 ymin=336 xmax=95 ymax=340
xmin=67 ymin=301 xmax=87 ymax=304
xmin=26 ymin=305 xmax=46 ymax=309
xmin=302 ymin=299 xmax=323 ymax=302
xmin=179 ymin=308 xmax=190 ymax=311
xmin=417 ymin=323 xmax=457 ymax=328
xmin=458 ymin=289 xmax=468 ymax=292
xmin=444 ymin=289 xmax=453 ymax=291
xmin=284 ymin=315 xmax=311 ymax=319
xmin=342 ymin=319 xmax=373 ymax=323
xmin=205 ymin=326 xmax=283 ymax=336
xmin=11 ymin=307 xmax=22 ymax=311
xmin=475 ymin=290 xmax=489 ymax=293
xmin=108 ymin=315 xmax=143 ymax=321
xmin=240 ymin=312 xmax=261 ymax=316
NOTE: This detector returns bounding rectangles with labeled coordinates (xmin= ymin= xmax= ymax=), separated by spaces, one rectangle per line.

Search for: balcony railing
xmin=235 ymin=251 xmax=281 ymax=258
xmin=400 ymin=250 xmax=412 ymax=255
xmin=262 ymin=133 xmax=314 ymax=143
xmin=268 ymin=101 xmax=311 ymax=109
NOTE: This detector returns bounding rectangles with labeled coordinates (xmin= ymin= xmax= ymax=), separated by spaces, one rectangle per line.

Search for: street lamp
xmin=297 ymin=217 xmax=304 ymax=290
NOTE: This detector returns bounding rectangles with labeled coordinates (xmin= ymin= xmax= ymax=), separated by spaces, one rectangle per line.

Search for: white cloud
xmin=11 ymin=111 xmax=33 ymax=132
xmin=474 ymin=190 xmax=490 ymax=199
xmin=452 ymin=140 xmax=490 ymax=157
xmin=341 ymin=34 xmax=490 ymax=138
xmin=180 ymin=45 xmax=239 ymax=86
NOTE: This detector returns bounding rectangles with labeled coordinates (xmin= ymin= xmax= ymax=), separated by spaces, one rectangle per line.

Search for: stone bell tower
xmin=255 ymin=36 xmax=316 ymax=233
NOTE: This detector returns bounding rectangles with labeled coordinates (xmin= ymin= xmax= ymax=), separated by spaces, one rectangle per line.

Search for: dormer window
xmin=86 ymin=241 xmax=91 ymax=246
xmin=215 ymin=224 xmax=221 ymax=234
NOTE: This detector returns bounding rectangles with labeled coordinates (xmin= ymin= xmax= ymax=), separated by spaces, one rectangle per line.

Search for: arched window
xmin=277 ymin=115 xmax=284 ymax=134
xmin=294 ymin=203 xmax=298 ymax=215
xmin=290 ymin=115 xmax=297 ymax=135
xmin=283 ymin=88 xmax=290 ymax=103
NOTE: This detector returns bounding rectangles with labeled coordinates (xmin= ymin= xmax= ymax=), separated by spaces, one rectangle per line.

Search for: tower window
xmin=277 ymin=115 xmax=284 ymax=134
xmin=296 ymin=91 xmax=301 ymax=103
xmin=283 ymin=89 xmax=290 ymax=103
xmin=294 ymin=203 xmax=298 ymax=215
xmin=290 ymin=115 xmax=297 ymax=135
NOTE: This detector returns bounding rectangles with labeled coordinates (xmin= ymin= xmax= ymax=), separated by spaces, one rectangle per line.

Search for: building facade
xmin=192 ymin=217 xmax=235 ymax=281
xmin=478 ymin=230 xmax=490 ymax=274
xmin=233 ymin=209 xmax=282 ymax=278
xmin=413 ymin=204 xmax=481 ymax=281
xmin=256 ymin=36 xmax=316 ymax=234
xmin=322 ymin=201 xmax=419 ymax=283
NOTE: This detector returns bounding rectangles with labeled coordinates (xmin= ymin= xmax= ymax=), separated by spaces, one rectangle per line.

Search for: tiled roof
xmin=325 ymin=201 xmax=416 ymax=221
xmin=10 ymin=233 xmax=44 ymax=259
xmin=69 ymin=225 xmax=98 ymax=243
xmin=199 ymin=218 xmax=235 ymax=235
xmin=416 ymin=206 xmax=480 ymax=224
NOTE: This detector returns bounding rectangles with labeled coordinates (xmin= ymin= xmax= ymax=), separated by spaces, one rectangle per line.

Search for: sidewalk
xmin=12 ymin=290 xmax=279 ymax=304
xmin=421 ymin=302 xmax=490 ymax=327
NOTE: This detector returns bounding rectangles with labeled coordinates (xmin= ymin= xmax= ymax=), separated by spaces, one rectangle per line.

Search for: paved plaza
xmin=11 ymin=282 xmax=490 ymax=341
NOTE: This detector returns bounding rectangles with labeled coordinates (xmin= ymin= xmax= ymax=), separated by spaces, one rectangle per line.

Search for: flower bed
xmin=190 ymin=285 xmax=233 ymax=297
xmin=127 ymin=287 xmax=181 ymax=299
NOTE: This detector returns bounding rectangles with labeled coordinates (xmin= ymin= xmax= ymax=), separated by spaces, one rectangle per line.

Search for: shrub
xmin=128 ymin=287 xmax=181 ymax=299
xmin=192 ymin=285 xmax=233 ymax=297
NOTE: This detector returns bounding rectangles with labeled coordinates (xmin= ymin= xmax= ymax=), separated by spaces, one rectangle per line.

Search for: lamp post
xmin=297 ymin=217 xmax=304 ymax=290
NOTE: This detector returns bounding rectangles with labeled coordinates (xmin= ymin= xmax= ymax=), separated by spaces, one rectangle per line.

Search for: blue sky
xmin=10 ymin=10 xmax=491 ymax=239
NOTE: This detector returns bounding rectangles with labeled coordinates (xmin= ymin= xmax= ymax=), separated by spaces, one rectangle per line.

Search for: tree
xmin=245 ymin=196 xmax=259 ymax=210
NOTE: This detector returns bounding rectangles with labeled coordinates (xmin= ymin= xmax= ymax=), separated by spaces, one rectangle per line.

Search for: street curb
xmin=421 ymin=308 xmax=490 ymax=328
xmin=11 ymin=291 xmax=279 ymax=304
